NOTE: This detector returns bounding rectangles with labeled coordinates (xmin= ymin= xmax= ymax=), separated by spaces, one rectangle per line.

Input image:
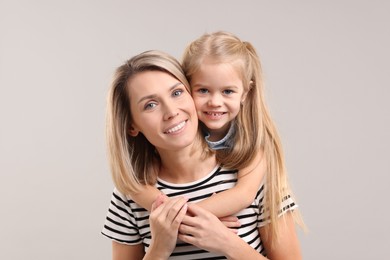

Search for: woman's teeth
xmin=165 ymin=121 xmax=186 ymax=134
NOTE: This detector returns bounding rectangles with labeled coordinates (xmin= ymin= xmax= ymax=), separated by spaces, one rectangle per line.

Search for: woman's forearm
xmin=224 ymin=234 xmax=268 ymax=260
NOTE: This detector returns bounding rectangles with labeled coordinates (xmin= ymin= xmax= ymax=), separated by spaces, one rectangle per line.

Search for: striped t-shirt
xmin=101 ymin=165 xmax=297 ymax=259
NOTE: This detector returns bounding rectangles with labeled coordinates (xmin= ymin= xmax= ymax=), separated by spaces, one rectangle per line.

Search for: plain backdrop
xmin=1 ymin=1 xmax=389 ymax=259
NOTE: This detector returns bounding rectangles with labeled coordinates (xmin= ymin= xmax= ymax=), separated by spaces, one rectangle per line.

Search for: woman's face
xmin=128 ymin=70 xmax=198 ymax=152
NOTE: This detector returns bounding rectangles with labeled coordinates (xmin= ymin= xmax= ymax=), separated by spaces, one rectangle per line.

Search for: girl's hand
xmin=153 ymin=192 xmax=168 ymax=208
xmin=146 ymin=196 xmax=188 ymax=259
xmin=219 ymin=216 xmax=241 ymax=234
xmin=178 ymin=203 xmax=237 ymax=255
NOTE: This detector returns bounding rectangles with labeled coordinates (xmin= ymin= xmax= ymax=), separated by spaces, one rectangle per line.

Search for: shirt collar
xmin=205 ymin=122 xmax=235 ymax=150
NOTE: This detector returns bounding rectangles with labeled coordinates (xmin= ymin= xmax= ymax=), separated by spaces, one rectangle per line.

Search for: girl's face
xmin=191 ymin=62 xmax=247 ymax=138
xmin=128 ymin=70 xmax=198 ymax=152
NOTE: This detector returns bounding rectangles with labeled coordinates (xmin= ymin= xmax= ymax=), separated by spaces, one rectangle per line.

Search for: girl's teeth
xmin=166 ymin=121 xmax=185 ymax=133
xmin=207 ymin=112 xmax=223 ymax=116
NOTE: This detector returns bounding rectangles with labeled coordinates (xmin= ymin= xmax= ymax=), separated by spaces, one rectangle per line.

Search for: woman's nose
xmin=163 ymin=102 xmax=179 ymax=120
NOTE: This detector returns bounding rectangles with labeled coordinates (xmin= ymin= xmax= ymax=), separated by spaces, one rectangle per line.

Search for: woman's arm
xmin=111 ymin=196 xmax=188 ymax=260
xmin=196 ymin=150 xmax=266 ymax=217
xmin=111 ymin=241 xmax=174 ymax=260
xmin=148 ymin=196 xmax=188 ymax=259
xmin=112 ymin=241 xmax=144 ymax=260
xmin=259 ymin=211 xmax=302 ymax=260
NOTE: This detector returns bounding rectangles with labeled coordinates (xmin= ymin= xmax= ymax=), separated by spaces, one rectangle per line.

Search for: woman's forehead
xmin=127 ymin=71 xmax=182 ymax=99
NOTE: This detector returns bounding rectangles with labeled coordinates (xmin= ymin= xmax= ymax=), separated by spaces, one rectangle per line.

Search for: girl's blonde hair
xmin=106 ymin=50 xmax=209 ymax=195
xmin=182 ymin=31 xmax=303 ymax=243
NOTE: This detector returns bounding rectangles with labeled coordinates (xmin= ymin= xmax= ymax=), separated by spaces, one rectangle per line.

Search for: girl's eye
xmin=223 ymin=89 xmax=234 ymax=95
xmin=198 ymin=88 xmax=209 ymax=94
xmin=144 ymin=102 xmax=157 ymax=110
xmin=172 ymin=89 xmax=183 ymax=97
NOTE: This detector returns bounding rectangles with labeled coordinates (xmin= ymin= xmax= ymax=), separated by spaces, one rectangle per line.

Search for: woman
xmin=101 ymin=50 xmax=301 ymax=259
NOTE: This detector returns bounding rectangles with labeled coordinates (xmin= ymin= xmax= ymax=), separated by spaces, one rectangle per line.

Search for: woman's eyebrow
xmin=138 ymin=94 xmax=157 ymax=104
xmin=137 ymin=82 xmax=184 ymax=104
xmin=169 ymin=82 xmax=184 ymax=90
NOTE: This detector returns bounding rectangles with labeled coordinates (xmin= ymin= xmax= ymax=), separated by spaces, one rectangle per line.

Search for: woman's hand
xmin=178 ymin=204 xmax=268 ymax=260
xmin=178 ymin=203 xmax=238 ymax=255
xmin=145 ymin=195 xmax=188 ymax=260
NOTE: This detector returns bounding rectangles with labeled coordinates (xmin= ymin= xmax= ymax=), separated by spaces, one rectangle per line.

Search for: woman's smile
xmin=164 ymin=120 xmax=187 ymax=134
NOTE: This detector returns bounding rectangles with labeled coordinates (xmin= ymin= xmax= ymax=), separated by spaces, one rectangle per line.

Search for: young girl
xmin=182 ymin=31 xmax=304 ymax=244
xmin=101 ymin=50 xmax=301 ymax=259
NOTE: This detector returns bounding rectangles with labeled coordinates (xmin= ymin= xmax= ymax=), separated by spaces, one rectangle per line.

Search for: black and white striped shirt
xmin=101 ymin=165 xmax=297 ymax=259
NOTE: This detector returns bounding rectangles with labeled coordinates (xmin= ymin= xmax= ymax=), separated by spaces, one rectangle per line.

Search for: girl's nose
xmin=207 ymin=94 xmax=222 ymax=107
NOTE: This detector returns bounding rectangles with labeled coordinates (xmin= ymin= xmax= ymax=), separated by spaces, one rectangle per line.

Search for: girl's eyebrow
xmin=192 ymin=83 xmax=239 ymax=89
xmin=192 ymin=83 xmax=213 ymax=89
xmin=224 ymin=85 xmax=239 ymax=89
xmin=137 ymin=82 xmax=183 ymax=104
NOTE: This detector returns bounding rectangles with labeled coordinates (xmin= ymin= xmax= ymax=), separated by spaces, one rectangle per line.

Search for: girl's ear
xmin=128 ymin=125 xmax=140 ymax=137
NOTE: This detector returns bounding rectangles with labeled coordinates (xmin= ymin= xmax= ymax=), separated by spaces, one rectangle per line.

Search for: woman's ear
xmin=128 ymin=125 xmax=140 ymax=137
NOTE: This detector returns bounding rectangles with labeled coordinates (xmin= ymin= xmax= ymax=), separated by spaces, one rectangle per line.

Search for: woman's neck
xmin=157 ymin=144 xmax=217 ymax=184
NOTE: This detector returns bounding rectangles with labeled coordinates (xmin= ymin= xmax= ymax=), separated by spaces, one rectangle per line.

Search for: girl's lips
xmin=164 ymin=120 xmax=186 ymax=134
xmin=204 ymin=111 xmax=226 ymax=116
xmin=203 ymin=111 xmax=226 ymax=120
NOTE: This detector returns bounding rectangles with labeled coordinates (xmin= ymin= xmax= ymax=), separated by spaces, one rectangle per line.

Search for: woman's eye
xmin=144 ymin=102 xmax=157 ymax=110
xmin=172 ymin=89 xmax=183 ymax=97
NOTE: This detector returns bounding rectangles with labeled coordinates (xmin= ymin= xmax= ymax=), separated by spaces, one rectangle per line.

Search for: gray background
xmin=1 ymin=0 xmax=389 ymax=259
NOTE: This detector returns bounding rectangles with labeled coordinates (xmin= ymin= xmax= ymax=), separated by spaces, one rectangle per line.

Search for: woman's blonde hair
xmin=182 ymin=31 xmax=303 ymax=243
xmin=106 ymin=50 xmax=209 ymax=195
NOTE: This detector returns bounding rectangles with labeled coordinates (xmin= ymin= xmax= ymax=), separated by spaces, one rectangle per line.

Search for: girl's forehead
xmin=194 ymin=61 xmax=244 ymax=80
xmin=196 ymin=60 xmax=235 ymax=71
xmin=198 ymin=57 xmax=244 ymax=72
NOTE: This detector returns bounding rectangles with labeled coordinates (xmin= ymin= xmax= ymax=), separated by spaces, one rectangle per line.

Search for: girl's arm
xmin=130 ymin=184 xmax=164 ymax=211
xmin=196 ymin=150 xmax=266 ymax=217
xmin=130 ymin=150 xmax=264 ymax=215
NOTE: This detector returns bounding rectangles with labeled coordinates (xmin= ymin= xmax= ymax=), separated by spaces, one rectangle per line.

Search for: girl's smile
xmin=203 ymin=111 xmax=227 ymax=120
